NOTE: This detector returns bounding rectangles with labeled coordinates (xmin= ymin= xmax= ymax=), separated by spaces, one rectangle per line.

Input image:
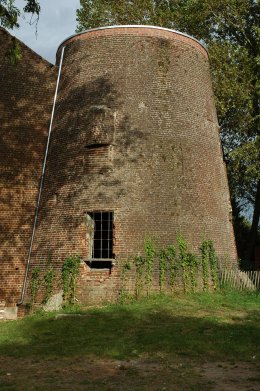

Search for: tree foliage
xmin=0 ymin=0 xmax=40 ymax=29
xmin=77 ymin=0 xmax=260 ymax=260
xmin=0 ymin=1 xmax=41 ymax=62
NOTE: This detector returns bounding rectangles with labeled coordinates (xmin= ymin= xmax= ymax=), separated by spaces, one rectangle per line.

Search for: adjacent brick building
xmin=0 ymin=26 xmax=237 ymax=315
xmin=0 ymin=27 xmax=57 ymax=315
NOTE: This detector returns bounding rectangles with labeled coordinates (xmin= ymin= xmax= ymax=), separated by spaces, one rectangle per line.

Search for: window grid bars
xmin=89 ymin=211 xmax=113 ymax=259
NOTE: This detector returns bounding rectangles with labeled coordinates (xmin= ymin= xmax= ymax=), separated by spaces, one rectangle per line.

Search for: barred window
xmin=88 ymin=211 xmax=113 ymax=259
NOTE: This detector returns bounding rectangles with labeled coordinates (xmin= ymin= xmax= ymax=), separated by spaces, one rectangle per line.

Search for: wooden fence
xmin=220 ymin=269 xmax=260 ymax=291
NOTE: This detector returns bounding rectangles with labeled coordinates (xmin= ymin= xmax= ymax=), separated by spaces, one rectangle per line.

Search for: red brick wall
xmin=0 ymin=28 xmax=57 ymax=304
xmin=28 ymin=27 xmax=237 ymax=304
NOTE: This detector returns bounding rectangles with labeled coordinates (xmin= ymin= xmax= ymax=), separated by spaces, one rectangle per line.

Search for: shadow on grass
xmin=0 ymin=303 xmax=259 ymax=362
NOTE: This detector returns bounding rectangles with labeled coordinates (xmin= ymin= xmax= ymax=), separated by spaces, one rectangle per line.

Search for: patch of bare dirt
xmin=0 ymin=356 xmax=202 ymax=390
xmin=0 ymin=356 xmax=259 ymax=390
xmin=201 ymin=361 xmax=260 ymax=391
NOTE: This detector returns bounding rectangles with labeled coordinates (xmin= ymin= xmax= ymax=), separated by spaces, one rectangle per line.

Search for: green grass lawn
xmin=0 ymin=291 xmax=259 ymax=390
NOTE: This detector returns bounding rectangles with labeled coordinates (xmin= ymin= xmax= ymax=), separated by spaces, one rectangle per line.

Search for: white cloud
xmin=8 ymin=0 xmax=80 ymax=63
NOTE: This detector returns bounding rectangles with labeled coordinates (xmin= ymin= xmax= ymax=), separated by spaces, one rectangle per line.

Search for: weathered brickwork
xmin=27 ymin=26 xmax=237 ymax=304
xmin=0 ymin=26 xmax=237 ymax=309
xmin=0 ymin=28 xmax=57 ymax=304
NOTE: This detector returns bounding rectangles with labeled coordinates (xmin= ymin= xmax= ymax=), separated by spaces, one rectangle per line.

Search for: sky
xmin=8 ymin=0 xmax=80 ymax=64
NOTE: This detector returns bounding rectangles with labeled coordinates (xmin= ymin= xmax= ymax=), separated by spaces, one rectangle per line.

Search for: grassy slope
xmin=0 ymin=291 xmax=259 ymax=362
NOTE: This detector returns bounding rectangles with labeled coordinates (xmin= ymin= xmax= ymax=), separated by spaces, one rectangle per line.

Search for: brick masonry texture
xmin=0 ymin=26 xmax=237 ymax=307
xmin=0 ymin=28 xmax=57 ymax=304
xmin=30 ymin=27 xmax=237 ymax=304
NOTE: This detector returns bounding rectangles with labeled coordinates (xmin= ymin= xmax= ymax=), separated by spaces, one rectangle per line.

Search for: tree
xmin=0 ymin=0 xmax=40 ymax=29
xmin=77 ymin=0 xmax=260 ymax=261
xmin=0 ymin=0 xmax=41 ymax=62
xmin=175 ymin=0 xmax=259 ymax=262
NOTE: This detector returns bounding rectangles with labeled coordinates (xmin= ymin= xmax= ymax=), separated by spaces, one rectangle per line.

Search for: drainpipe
xmin=17 ymin=46 xmax=65 ymax=306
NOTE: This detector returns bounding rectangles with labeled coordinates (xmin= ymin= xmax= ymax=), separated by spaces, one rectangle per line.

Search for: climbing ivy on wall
xmin=119 ymin=259 xmax=132 ymax=303
xmin=199 ymin=239 xmax=220 ymax=291
xmin=61 ymin=255 xmax=81 ymax=305
xmin=144 ymin=238 xmax=156 ymax=297
xmin=42 ymin=268 xmax=55 ymax=304
xmin=208 ymin=240 xmax=220 ymax=290
xmin=29 ymin=255 xmax=81 ymax=309
xmin=167 ymin=245 xmax=177 ymax=292
xmin=29 ymin=267 xmax=41 ymax=310
xmin=28 ymin=238 xmax=220 ymax=309
xmin=188 ymin=252 xmax=198 ymax=292
xmin=133 ymin=255 xmax=145 ymax=300
xmin=177 ymin=235 xmax=190 ymax=292
xmin=159 ymin=248 xmax=167 ymax=292
xmin=159 ymin=245 xmax=178 ymax=293
xmin=200 ymin=240 xmax=210 ymax=291
xmin=120 ymin=235 xmax=220 ymax=299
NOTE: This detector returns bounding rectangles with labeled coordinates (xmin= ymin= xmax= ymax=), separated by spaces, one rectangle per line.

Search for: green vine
xmin=187 ymin=252 xmax=198 ymax=292
xmin=144 ymin=238 xmax=156 ymax=297
xmin=119 ymin=259 xmax=131 ymax=303
xmin=200 ymin=240 xmax=210 ymax=291
xmin=133 ymin=255 xmax=145 ymax=300
xmin=177 ymin=235 xmax=190 ymax=292
xmin=42 ymin=268 xmax=55 ymax=304
xmin=61 ymin=255 xmax=81 ymax=305
xmin=167 ymin=245 xmax=177 ymax=292
xmin=208 ymin=240 xmax=220 ymax=290
xmin=159 ymin=248 xmax=167 ymax=293
xmin=30 ymin=267 xmax=41 ymax=310
xmin=88 ymin=233 xmax=219 ymax=297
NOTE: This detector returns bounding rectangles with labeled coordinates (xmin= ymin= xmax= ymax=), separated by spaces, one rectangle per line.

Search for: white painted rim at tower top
xmin=57 ymin=25 xmax=207 ymax=55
